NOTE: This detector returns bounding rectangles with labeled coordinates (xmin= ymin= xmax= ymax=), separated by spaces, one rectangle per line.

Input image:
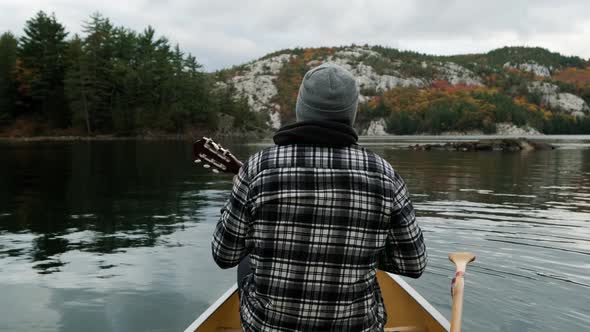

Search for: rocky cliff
xmin=216 ymin=45 xmax=590 ymax=134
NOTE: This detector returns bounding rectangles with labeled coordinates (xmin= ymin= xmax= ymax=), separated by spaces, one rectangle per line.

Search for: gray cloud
xmin=1 ymin=0 xmax=589 ymax=71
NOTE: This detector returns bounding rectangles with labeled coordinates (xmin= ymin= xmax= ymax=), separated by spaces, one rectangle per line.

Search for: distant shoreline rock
xmin=495 ymin=123 xmax=542 ymax=136
xmin=409 ymin=138 xmax=555 ymax=151
xmin=362 ymin=118 xmax=543 ymax=137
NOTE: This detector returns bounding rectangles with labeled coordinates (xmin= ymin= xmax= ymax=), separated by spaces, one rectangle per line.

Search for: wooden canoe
xmin=184 ymin=270 xmax=450 ymax=332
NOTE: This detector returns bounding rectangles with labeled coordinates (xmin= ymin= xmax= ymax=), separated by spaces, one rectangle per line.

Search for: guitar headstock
xmin=193 ymin=137 xmax=243 ymax=175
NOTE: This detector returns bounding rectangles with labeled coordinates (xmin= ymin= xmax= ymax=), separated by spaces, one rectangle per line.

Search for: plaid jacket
xmin=212 ymin=144 xmax=427 ymax=332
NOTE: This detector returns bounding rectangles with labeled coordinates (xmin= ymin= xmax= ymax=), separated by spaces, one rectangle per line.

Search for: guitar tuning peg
xmin=194 ymin=159 xmax=202 ymax=163
xmin=212 ymin=169 xmax=220 ymax=174
xmin=203 ymin=164 xmax=211 ymax=169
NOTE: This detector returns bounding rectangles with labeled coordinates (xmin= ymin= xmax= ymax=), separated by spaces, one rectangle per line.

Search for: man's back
xmin=212 ymin=144 xmax=427 ymax=331
xmin=212 ymin=63 xmax=426 ymax=332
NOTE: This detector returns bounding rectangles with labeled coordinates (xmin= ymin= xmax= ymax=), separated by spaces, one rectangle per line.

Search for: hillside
xmin=217 ymin=45 xmax=590 ymax=135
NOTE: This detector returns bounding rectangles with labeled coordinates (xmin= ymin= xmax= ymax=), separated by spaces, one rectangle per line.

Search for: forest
xmin=0 ymin=11 xmax=265 ymax=137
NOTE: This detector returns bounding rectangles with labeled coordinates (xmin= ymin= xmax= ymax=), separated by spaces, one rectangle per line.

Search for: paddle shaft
xmin=448 ymin=252 xmax=476 ymax=332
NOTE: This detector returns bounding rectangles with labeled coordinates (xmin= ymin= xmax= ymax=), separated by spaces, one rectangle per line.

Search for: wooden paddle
xmin=448 ymin=252 xmax=476 ymax=332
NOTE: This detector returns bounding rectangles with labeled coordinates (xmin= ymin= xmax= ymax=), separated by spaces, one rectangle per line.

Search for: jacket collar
xmin=273 ymin=120 xmax=358 ymax=147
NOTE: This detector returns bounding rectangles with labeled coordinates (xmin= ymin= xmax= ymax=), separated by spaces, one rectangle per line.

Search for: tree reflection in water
xmin=0 ymin=140 xmax=260 ymax=274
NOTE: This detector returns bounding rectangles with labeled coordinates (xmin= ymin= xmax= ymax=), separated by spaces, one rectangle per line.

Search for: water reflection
xmin=0 ymin=138 xmax=589 ymax=331
xmin=0 ymin=141 xmax=242 ymax=274
xmin=370 ymin=145 xmax=590 ymax=331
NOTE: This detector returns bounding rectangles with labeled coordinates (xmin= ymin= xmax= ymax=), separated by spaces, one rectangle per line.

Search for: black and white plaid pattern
xmin=212 ymin=144 xmax=427 ymax=332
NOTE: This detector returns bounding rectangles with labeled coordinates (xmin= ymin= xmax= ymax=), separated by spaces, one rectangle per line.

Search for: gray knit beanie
xmin=295 ymin=63 xmax=359 ymax=125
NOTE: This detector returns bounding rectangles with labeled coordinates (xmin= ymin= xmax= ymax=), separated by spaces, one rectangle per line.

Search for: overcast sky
xmin=1 ymin=0 xmax=589 ymax=71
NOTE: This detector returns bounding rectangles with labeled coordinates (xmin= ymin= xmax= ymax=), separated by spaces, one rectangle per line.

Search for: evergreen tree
xmin=169 ymin=50 xmax=211 ymax=130
xmin=0 ymin=32 xmax=18 ymax=124
xmin=64 ymin=35 xmax=91 ymax=133
xmin=110 ymin=26 xmax=139 ymax=133
xmin=79 ymin=13 xmax=115 ymax=132
xmin=19 ymin=11 xmax=69 ymax=127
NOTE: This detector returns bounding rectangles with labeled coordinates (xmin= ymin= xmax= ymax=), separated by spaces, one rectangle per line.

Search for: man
xmin=212 ymin=63 xmax=427 ymax=331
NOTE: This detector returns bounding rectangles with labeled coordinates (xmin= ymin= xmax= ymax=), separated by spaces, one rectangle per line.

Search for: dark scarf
xmin=273 ymin=120 xmax=358 ymax=147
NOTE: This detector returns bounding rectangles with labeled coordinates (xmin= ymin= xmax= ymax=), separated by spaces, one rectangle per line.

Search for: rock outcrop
xmin=364 ymin=119 xmax=388 ymax=136
xmin=546 ymin=93 xmax=589 ymax=117
xmin=435 ymin=62 xmax=484 ymax=86
xmin=528 ymin=82 xmax=590 ymax=117
xmin=504 ymin=61 xmax=552 ymax=77
xmin=231 ymin=53 xmax=294 ymax=128
xmin=495 ymin=123 xmax=542 ymax=136
xmin=327 ymin=48 xmax=427 ymax=95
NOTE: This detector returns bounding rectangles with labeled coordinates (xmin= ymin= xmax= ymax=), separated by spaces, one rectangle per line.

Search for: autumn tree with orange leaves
xmin=362 ymin=83 xmax=553 ymax=134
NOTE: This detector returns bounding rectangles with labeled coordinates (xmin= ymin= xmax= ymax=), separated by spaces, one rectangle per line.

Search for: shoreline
xmin=1 ymin=133 xmax=590 ymax=143
xmin=359 ymin=133 xmax=590 ymax=140
xmin=0 ymin=134 xmax=191 ymax=142
xmin=0 ymin=132 xmax=268 ymax=142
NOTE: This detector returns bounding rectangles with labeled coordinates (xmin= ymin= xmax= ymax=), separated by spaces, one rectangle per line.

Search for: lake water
xmin=0 ymin=137 xmax=589 ymax=332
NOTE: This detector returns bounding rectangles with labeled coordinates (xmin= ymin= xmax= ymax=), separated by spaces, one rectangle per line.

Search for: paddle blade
xmin=448 ymin=252 xmax=476 ymax=266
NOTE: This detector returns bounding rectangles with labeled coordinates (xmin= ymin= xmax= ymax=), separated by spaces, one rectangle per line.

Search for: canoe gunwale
xmin=386 ymin=272 xmax=451 ymax=331
xmin=184 ymin=283 xmax=238 ymax=332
